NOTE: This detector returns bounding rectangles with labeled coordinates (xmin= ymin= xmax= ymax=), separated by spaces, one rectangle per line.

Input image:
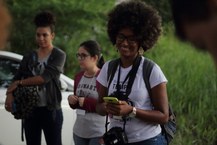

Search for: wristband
xmin=129 ymin=107 xmax=136 ymax=118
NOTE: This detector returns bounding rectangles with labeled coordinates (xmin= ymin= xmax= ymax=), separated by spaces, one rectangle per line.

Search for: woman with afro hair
xmin=96 ymin=0 xmax=168 ymax=145
xmin=5 ymin=11 xmax=66 ymax=145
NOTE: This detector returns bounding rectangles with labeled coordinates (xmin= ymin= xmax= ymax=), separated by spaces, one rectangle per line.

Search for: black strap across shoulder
xmin=105 ymin=56 xmax=142 ymax=132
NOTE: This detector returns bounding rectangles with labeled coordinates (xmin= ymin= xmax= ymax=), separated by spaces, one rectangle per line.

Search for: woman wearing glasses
xmin=96 ymin=1 xmax=169 ymax=145
xmin=68 ymin=40 xmax=105 ymax=145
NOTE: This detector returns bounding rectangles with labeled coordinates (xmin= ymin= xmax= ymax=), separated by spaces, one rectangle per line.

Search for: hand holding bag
xmin=12 ymin=85 xmax=39 ymax=119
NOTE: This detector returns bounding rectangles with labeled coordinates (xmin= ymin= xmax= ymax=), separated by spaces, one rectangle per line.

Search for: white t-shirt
xmin=97 ymin=56 xmax=168 ymax=143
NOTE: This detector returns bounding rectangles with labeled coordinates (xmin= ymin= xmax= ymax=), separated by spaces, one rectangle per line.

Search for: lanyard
xmin=105 ymin=56 xmax=142 ymax=132
xmin=116 ymin=56 xmax=142 ymax=98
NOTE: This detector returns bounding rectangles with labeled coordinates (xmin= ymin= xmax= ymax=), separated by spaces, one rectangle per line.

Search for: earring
xmin=138 ymin=47 xmax=144 ymax=55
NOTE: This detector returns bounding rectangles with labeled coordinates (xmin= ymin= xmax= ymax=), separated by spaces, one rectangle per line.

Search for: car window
xmin=0 ymin=58 xmax=20 ymax=88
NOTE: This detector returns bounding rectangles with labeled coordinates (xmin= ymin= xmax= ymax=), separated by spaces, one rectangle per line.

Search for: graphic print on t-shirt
xmin=76 ymin=76 xmax=98 ymax=99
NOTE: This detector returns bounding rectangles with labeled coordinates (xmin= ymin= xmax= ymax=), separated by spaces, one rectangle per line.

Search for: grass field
xmin=145 ymin=30 xmax=217 ymax=145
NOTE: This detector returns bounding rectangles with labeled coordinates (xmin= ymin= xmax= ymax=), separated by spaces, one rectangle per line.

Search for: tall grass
xmin=146 ymin=30 xmax=217 ymax=145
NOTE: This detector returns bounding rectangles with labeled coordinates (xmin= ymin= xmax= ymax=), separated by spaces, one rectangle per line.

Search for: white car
xmin=0 ymin=51 xmax=76 ymax=145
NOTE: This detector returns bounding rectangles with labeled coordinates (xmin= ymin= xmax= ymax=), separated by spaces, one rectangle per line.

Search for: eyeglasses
xmin=76 ymin=53 xmax=90 ymax=60
xmin=116 ymin=34 xmax=138 ymax=45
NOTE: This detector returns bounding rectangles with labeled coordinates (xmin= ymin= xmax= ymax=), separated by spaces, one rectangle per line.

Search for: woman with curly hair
xmin=5 ymin=11 xmax=66 ymax=145
xmin=96 ymin=0 xmax=168 ymax=145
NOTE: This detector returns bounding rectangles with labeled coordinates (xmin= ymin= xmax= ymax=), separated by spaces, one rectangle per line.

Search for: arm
xmin=19 ymin=48 xmax=65 ymax=85
xmin=135 ymin=83 xmax=169 ymax=124
xmin=133 ymin=62 xmax=169 ymax=124
xmin=68 ymin=95 xmax=79 ymax=109
xmin=106 ymin=83 xmax=169 ymax=124
xmin=6 ymin=76 xmax=44 ymax=94
xmin=80 ymin=97 xmax=97 ymax=112
xmin=5 ymin=52 xmax=44 ymax=112
xmin=96 ymin=82 xmax=107 ymax=116
xmin=69 ymin=94 xmax=98 ymax=111
xmin=7 ymin=48 xmax=66 ymax=93
xmin=79 ymin=78 xmax=101 ymax=112
xmin=41 ymin=48 xmax=66 ymax=83
xmin=68 ymin=71 xmax=83 ymax=109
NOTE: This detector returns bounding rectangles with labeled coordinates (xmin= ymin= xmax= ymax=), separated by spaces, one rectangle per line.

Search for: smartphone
xmin=103 ymin=97 xmax=119 ymax=104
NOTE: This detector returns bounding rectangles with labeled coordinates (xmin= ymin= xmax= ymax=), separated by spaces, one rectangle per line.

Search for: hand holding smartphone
xmin=103 ymin=97 xmax=119 ymax=104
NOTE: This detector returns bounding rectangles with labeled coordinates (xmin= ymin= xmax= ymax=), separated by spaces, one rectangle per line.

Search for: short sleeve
xmin=96 ymin=61 xmax=109 ymax=87
xmin=149 ymin=64 xmax=168 ymax=88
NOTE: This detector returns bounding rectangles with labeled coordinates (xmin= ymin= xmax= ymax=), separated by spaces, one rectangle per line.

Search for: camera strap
xmin=116 ymin=55 xmax=142 ymax=97
xmin=105 ymin=55 xmax=142 ymax=132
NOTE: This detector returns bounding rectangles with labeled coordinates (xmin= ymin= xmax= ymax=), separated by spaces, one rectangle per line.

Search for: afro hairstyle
xmin=107 ymin=0 xmax=162 ymax=51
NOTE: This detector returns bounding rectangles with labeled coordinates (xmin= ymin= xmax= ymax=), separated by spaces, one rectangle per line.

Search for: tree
xmin=142 ymin=0 xmax=172 ymax=23
xmin=7 ymin=0 xmax=115 ymax=75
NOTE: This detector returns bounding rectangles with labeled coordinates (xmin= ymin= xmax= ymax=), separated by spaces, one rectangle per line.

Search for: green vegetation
xmin=6 ymin=0 xmax=217 ymax=144
xmin=147 ymin=28 xmax=217 ymax=145
xmin=7 ymin=0 xmax=115 ymax=76
xmin=142 ymin=0 xmax=171 ymax=23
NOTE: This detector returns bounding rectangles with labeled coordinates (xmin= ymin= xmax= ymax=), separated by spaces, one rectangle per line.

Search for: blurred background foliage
xmin=5 ymin=0 xmax=217 ymax=144
xmin=6 ymin=0 xmax=115 ymax=76
xmin=6 ymin=0 xmax=172 ymax=76
xmin=142 ymin=0 xmax=171 ymax=23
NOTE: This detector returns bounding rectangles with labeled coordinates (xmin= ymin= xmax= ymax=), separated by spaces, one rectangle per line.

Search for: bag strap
xmin=106 ymin=58 xmax=154 ymax=109
xmin=142 ymin=58 xmax=174 ymax=114
xmin=143 ymin=58 xmax=176 ymax=144
xmin=107 ymin=59 xmax=119 ymax=89
xmin=142 ymin=58 xmax=155 ymax=96
xmin=107 ymin=56 xmax=141 ymax=95
xmin=21 ymin=119 xmax=24 ymax=141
